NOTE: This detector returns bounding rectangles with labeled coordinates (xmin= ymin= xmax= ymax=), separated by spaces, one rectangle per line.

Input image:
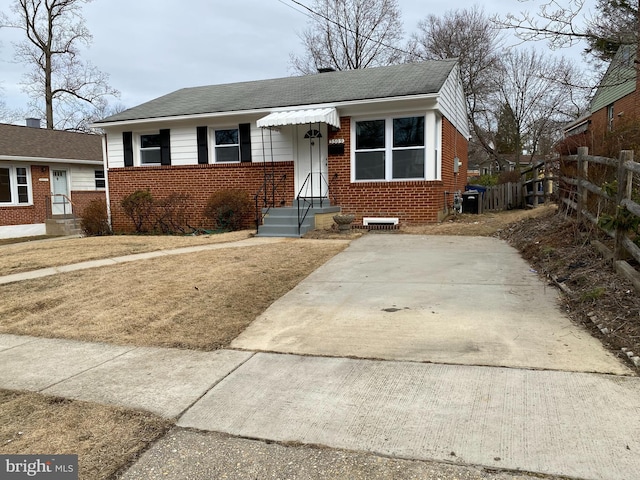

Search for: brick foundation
xmin=108 ymin=162 xmax=295 ymax=232
xmin=71 ymin=191 xmax=107 ymax=217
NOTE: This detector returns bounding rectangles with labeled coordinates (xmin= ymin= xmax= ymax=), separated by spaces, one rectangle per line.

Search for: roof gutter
xmin=90 ymin=93 xmax=440 ymax=129
xmin=0 ymin=155 xmax=103 ymax=165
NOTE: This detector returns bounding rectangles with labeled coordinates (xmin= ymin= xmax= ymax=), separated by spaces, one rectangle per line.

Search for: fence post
xmin=614 ymin=150 xmax=634 ymax=261
xmin=533 ymin=164 xmax=540 ymax=207
xmin=544 ymin=161 xmax=552 ymax=204
xmin=576 ymin=147 xmax=588 ymax=226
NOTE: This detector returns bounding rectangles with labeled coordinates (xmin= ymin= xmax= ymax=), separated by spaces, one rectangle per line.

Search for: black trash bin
xmin=462 ymin=190 xmax=479 ymax=214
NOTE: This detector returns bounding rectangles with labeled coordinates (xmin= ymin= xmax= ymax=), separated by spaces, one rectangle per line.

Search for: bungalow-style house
xmin=0 ymin=120 xmax=105 ymax=238
xmin=562 ymin=44 xmax=639 ymax=156
xmin=94 ymin=60 xmax=469 ymax=236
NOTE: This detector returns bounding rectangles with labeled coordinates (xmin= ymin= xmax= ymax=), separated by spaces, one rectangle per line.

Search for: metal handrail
xmin=45 ymin=194 xmax=77 ymax=217
xmin=254 ymin=173 xmax=288 ymax=233
xmin=45 ymin=194 xmax=79 ymax=231
xmin=296 ymin=172 xmax=338 ymax=235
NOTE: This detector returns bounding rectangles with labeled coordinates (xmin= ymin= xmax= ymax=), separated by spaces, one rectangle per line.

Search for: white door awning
xmin=257 ymin=107 xmax=340 ymax=129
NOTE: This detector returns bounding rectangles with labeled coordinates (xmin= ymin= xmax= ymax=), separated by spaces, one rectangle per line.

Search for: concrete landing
xmin=178 ymin=352 xmax=640 ymax=480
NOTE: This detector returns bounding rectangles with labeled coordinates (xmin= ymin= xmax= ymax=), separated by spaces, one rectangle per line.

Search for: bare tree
xmin=493 ymin=48 xmax=585 ymax=167
xmin=409 ymin=6 xmax=503 ymax=163
xmin=1 ymin=0 xmax=118 ymax=129
xmin=289 ymin=0 xmax=404 ymax=74
xmin=499 ymin=0 xmax=638 ymax=63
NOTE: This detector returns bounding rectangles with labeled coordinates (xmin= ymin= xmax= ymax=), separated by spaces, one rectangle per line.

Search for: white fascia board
xmin=0 ymin=155 xmax=103 ymax=166
xmin=91 ymin=94 xmax=441 ymax=129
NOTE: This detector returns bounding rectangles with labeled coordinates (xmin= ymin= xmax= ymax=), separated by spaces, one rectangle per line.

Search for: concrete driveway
xmin=232 ymin=235 xmax=629 ymax=374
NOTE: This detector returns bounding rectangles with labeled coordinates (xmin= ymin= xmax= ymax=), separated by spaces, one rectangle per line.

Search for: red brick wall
xmin=108 ymin=114 xmax=469 ymax=231
xmin=0 ymin=165 xmax=50 ymax=226
xmin=108 ymin=162 xmax=295 ymax=232
xmin=327 ymin=116 xmax=468 ymax=225
xmin=72 ymin=191 xmax=106 ymax=217
xmin=589 ymin=91 xmax=639 ymax=156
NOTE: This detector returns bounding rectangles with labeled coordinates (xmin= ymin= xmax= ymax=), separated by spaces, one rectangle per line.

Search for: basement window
xmin=363 ymin=217 xmax=399 ymax=226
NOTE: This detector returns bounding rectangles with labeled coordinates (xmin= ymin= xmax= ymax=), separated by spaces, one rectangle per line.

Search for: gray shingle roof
xmin=0 ymin=123 xmax=102 ymax=161
xmin=98 ymin=60 xmax=457 ymax=124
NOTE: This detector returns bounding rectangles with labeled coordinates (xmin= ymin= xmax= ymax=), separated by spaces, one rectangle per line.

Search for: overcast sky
xmin=0 ymin=0 xmax=591 ymax=120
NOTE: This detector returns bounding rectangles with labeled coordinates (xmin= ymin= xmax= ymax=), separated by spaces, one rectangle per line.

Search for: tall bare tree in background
xmin=500 ymin=0 xmax=638 ymax=64
xmin=494 ymin=48 xmax=584 ymax=168
xmin=290 ymin=0 xmax=404 ymax=74
xmin=410 ymin=6 xmax=587 ymax=169
xmin=409 ymin=7 xmax=503 ymax=165
xmin=0 ymin=0 xmax=118 ymax=130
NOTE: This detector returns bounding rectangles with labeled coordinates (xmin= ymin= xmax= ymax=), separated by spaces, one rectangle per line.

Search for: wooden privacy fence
xmin=560 ymin=146 xmax=640 ymax=290
xmin=480 ymin=161 xmax=555 ymax=212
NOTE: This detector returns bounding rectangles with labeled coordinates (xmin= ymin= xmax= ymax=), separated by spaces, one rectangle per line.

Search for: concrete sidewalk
xmin=1 ymin=233 xmax=638 ymax=479
xmin=1 ymin=333 xmax=638 ymax=479
xmin=0 ymin=236 xmax=287 ymax=285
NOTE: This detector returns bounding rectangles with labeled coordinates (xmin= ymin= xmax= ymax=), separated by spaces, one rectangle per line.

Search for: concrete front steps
xmin=46 ymin=216 xmax=82 ymax=236
xmin=257 ymin=200 xmax=341 ymax=237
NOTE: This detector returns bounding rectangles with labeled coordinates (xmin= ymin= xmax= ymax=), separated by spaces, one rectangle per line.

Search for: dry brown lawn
xmin=0 ymin=210 xmax=557 ymax=478
xmin=401 ymin=205 xmax=558 ymax=236
xmin=0 ymin=239 xmax=348 ymax=349
xmin=0 ymin=390 xmax=170 ymax=480
xmin=0 ymin=230 xmax=252 ymax=277
xmin=0 ymin=236 xmax=348 ymax=478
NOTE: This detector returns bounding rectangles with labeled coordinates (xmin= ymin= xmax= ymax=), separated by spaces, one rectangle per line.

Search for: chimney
xmin=317 ymin=67 xmax=336 ymax=73
xmin=26 ymin=118 xmax=41 ymax=128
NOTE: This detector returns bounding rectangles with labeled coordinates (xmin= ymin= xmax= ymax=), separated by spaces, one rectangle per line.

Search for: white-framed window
xmin=139 ymin=133 xmax=161 ymax=165
xmin=0 ymin=165 xmax=31 ymax=205
xmin=353 ymin=116 xmax=426 ymax=181
xmin=95 ymin=170 xmax=106 ymax=189
xmin=607 ymin=104 xmax=614 ymax=132
xmin=214 ymin=127 xmax=240 ymax=162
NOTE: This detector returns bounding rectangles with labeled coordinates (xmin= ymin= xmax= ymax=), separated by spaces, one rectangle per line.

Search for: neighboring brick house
xmin=0 ymin=121 xmax=105 ymax=238
xmin=94 ymin=61 xmax=470 ymax=236
xmin=562 ymin=44 xmax=640 ymax=156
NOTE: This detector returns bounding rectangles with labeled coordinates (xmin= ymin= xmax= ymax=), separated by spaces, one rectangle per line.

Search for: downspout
xmin=101 ymin=134 xmax=113 ymax=230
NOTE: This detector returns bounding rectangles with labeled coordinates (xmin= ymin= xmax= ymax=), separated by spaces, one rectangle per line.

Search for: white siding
xmin=169 ymin=127 xmax=197 ymax=166
xmin=106 ymin=131 xmax=125 ymax=169
xmin=438 ymin=66 xmax=470 ymax=139
xmin=252 ymin=125 xmax=294 ymax=162
xmin=70 ymin=165 xmax=101 ymax=191
xmin=104 ymin=121 xmax=295 ymax=167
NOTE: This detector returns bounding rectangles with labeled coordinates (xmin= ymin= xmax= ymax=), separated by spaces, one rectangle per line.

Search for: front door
xmin=51 ymin=169 xmax=69 ymax=216
xmin=295 ymin=124 xmax=328 ymax=199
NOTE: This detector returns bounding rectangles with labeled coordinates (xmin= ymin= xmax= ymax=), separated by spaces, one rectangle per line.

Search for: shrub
xmin=121 ymin=190 xmax=154 ymax=233
xmin=153 ymin=193 xmax=190 ymax=234
xmin=497 ymin=170 xmax=521 ymax=184
xmin=81 ymin=199 xmax=111 ymax=236
xmin=203 ymin=188 xmax=253 ymax=231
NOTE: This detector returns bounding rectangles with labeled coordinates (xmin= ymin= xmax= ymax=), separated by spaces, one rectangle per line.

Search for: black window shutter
xmin=239 ymin=123 xmax=252 ymax=163
xmin=160 ymin=129 xmax=171 ymax=166
xmin=123 ymin=131 xmax=133 ymax=167
xmin=196 ymin=126 xmax=209 ymax=164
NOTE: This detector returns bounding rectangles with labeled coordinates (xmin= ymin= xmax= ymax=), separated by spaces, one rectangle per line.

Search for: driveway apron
xmin=232 ymin=235 xmax=629 ymax=374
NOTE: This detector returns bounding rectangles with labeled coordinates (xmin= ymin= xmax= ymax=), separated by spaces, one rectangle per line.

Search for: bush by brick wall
xmin=108 ymin=162 xmax=295 ymax=232
xmin=72 ymin=191 xmax=106 ymax=219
